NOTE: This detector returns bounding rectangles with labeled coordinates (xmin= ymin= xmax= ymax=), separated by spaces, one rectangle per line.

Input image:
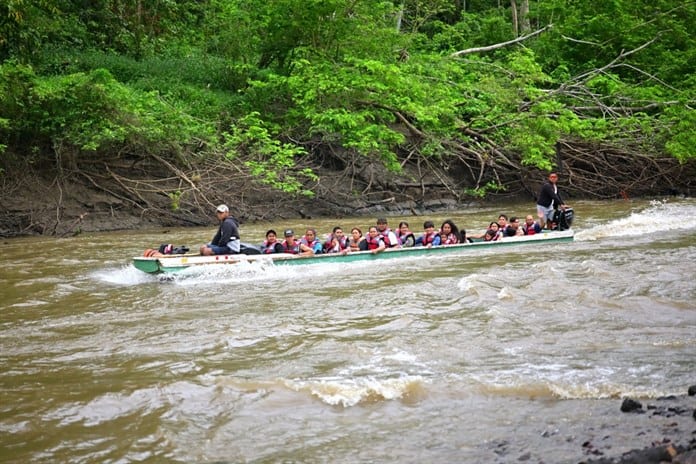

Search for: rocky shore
xmin=580 ymin=386 xmax=696 ymax=464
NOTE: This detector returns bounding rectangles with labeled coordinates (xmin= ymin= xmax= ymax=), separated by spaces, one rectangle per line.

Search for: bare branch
xmin=450 ymin=24 xmax=552 ymax=57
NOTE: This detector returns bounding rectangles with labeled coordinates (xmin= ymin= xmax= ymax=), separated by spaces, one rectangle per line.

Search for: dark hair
xmin=441 ymin=219 xmax=462 ymax=242
xmin=351 ymin=227 xmax=362 ymax=236
xmin=377 ymin=217 xmax=387 ymax=224
xmin=423 ymin=220 xmax=435 ymax=229
xmin=266 ymin=229 xmax=277 ymax=237
xmin=498 ymin=214 xmax=508 ymax=221
xmin=332 ymin=226 xmax=343 ymax=233
xmin=398 ymin=221 xmax=409 ymax=228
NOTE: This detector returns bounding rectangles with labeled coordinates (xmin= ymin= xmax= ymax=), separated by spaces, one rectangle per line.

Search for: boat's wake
xmin=575 ymin=199 xmax=696 ymax=241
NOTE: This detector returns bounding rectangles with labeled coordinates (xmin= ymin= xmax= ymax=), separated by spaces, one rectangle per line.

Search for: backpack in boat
xmin=239 ymin=242 xmax=262 ymax=255
xmin=158 ymin=244 xmax=190 ymax=255
xmin=552 ymin=208 xmax=574 ymax=231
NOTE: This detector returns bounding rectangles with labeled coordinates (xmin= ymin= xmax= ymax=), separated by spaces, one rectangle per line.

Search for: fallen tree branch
xmin=450 ymin=25 xmax=552 ymax=57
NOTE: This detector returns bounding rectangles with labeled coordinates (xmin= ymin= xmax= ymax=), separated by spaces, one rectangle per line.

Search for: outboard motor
xmin=552 ymin=208 xmax=574 ymax=231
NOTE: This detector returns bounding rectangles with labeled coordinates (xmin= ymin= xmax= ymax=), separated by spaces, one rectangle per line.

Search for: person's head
xmin=525 ymin=215 xmax=535 ymax=225
xmin=368 ymin=226 xmax=380 ymax=237
xmin=305 ymin=228 xmax=317 ymax=241
xmin=284 ymin=229 xmax=295 ymax=241
xmin=266 ymin=229 xmax=278 ymax=242
xmin=489 ymin=222 xmax=499 ymax=231
xmin=351 ymin=227 xmax=362 ymax=240
xmin=398 ymin=221 xmax=410 ymax=233
xmin=548 ymin=172 xmax=559 ymax=183
xmin=509 ymin=217 xmax=520 ymax=228
xmin=376 ymin=218 xmax=388 ymax=231
xmin=497 ymin=215 xmax=508 ymax=227
xmin=332 ymin=226 xmax=344 ymax=238
xmin=484 ymin=229 xmax=496 ymax=241
xmin=441 ymin=219 xmax=458 ymax=235
xmin=216 ymin=204 xmax=229 ymax=220
xmin=423 ymin=220 xmax=435 ymax=231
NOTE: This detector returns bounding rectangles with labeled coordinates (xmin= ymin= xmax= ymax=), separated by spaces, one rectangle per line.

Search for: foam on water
xmin=575 ymin=199 xmax=696 ymax=241
xmin=283 ymin=375 xmax=427 ymax=407
xmin=91 ymin=264 xmax=157 ymax=286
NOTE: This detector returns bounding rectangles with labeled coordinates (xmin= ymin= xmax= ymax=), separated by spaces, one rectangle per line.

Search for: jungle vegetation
xmin=1 ymin=0 xmax=695 ymax=229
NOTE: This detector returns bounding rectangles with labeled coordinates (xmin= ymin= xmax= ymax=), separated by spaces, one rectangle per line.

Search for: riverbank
xmin=579 ymin=391 xmax=696 ymax=464
xmin=2 ymin=158 xmax=695 ymax=238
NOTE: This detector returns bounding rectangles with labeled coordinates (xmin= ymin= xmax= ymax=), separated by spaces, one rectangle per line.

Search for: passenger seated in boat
xmin=503 ymin=217 xmax=524 ymax=237
xmin=346 ymin=227 xmax=365 ymax=253
xmin=280 ymin=229 xmax=307 ymax=255
xmin=497 ymin=214 xmax=508 ymax=232
xmin=376 ymin=218 xmax=401 ymax=248
xmin=415 ymin=220 xmax=441 ymax=247
xmin=522 ymin=215 xmax=542 ymax=235
xmin=470 ymin=222 xmax=502 ymax=241
xmin=300 ymin=228 xmax=324 ymax=255
xmin=439 ymin=219 xmax=462 ymax=245
xmin=397 ymin=221 xmax=416 ymax=247
xmin=200 ymin=204 xmax=241 ymax=255
xmin=364 ymin=226 xmax=387 ymax=254
xmin=324 ymin=226 xmax=349 ymax=254
xmin=261 ymin=229 xmax=284 ymax=254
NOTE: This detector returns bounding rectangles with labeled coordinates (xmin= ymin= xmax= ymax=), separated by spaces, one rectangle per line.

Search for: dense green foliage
xmin=1 ymin=0 xmax=694 ymax=194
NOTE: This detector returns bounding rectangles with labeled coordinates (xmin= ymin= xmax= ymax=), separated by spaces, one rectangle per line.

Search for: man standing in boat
xmin=199 ymin=204 xmax=241 ymax=255
xmin=536 ymin=172 xmax=570 ymax=229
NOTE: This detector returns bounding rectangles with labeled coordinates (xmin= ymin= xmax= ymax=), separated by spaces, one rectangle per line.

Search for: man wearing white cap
xmin=199 ymin=204 xmax=241 ymax=255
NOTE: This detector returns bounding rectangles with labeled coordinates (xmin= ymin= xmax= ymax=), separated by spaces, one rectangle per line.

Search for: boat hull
xmin=132 ymin=229 xmax=574 ymax=274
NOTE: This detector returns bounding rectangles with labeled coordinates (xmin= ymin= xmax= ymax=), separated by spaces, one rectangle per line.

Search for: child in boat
xmin=416 ymin=220 xmax=441 ymax=247
xmin=397 ymin=221 xmax=416 ymax=247
xmin=470 ymin=222 xmax=503 ymax=241
xmin=439 ymin=219 xmax=462 ymax=245
xmin=261 ymin=229 xmax=284 ymax=254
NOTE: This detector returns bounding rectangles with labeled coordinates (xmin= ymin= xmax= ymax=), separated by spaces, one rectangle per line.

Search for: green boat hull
xmin=132 ymin=229 xmax=574 ymax=274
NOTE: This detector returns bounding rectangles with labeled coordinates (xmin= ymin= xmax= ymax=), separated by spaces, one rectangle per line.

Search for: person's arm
xmin=299 ymin=241 xmax=314 ymax=255
xmin=218 ymin=219 xmax=240 ymax=246
xmin=432 ymin=235 xmax=441 ymax=246
xmin=210 ymin=227 xmax=222 ymax=246
xmin=372 ymin=238 xmax=386 ymax=254
xmin=403 ymin=235 xmax=415 ymax=247
xmin=312 ymin=241 xmax=323 ymax=254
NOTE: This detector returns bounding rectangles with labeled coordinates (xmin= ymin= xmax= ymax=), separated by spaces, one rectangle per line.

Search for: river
xmin=1 ymin=199 xmax=695 ymax=463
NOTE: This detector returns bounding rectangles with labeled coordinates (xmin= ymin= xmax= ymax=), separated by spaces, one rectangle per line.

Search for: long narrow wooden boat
xmin=132 ymin=229 xmax=574 ymax=274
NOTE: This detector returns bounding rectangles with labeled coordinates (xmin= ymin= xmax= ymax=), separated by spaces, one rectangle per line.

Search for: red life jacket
xmin=281 ymin=239 xmax=300 ymax=254
xmin=324 ymin=235 xmax=348 ymax=253
xmin=262 ymin=239 xmax=278 ymax=254
xmin=365 ymin=235 xmax=383 ymax=250
xmin=524 ymin=224 xmax=537 ymax=235
xmin=422 ymin=231 xmax=438 ymax=246
xmin=441 ymin=232 xmax=459 ymax=245
xmin=379 ymin=228 xmax=400 ymax=247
